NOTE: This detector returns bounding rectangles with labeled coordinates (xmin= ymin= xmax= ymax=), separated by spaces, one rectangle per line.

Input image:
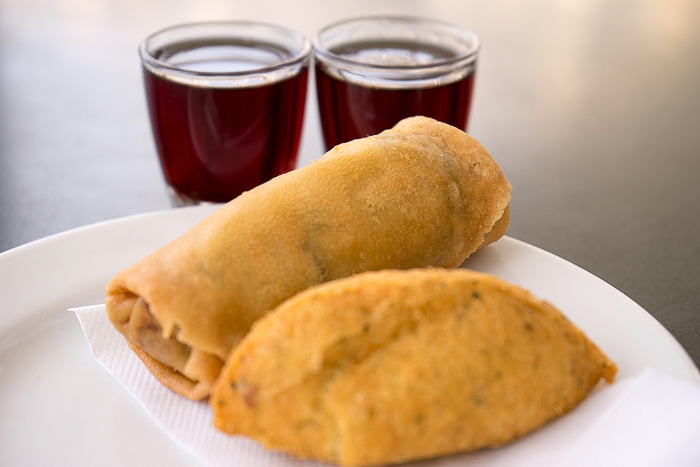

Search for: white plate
xmin=1 ymin=204 xmax=698 ymax=466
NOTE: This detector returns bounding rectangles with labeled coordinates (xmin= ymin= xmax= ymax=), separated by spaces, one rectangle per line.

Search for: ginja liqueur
xmin=144 ymin=39 xmax=308 ymax=204
xmin=315 ymin=40 xmax=476 ymax=150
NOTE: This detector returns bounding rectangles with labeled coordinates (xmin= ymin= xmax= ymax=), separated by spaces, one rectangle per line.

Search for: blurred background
xmin=1 ymin=0 xmax=699 ymax=363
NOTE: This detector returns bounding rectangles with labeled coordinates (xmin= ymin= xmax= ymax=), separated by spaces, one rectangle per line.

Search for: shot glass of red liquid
xmin=313 ymin=16 xmax=479 ymax=150
xmin=140 ymin=21 xmax=310 ymax=205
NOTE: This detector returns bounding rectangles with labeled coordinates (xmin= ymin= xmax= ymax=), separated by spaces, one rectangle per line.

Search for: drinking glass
xmin=313 ymin=16 xmax=479 ymax=150
xmin=140 ymin=21 xmax=311 ymax=205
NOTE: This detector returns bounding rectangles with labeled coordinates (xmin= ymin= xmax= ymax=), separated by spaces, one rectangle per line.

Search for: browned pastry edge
xmin=127 ymin=342 xmax=210 ymax=400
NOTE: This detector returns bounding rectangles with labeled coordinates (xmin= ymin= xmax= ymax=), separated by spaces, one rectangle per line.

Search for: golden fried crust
xmin=105 ymin=117 xmax=512 ymax=399
xmin=211 ymin=269 xmax=616 ymax=466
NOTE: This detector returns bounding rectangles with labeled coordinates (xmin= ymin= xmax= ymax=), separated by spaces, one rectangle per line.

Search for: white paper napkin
xmin=72 ymin=305 xmax=700 ymax=467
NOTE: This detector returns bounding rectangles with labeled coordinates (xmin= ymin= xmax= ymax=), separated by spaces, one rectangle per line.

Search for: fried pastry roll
xmin=212 ymin=269 xmax=617 ymax=466
xmin=105 ymin=116 xmax=512 ymax=400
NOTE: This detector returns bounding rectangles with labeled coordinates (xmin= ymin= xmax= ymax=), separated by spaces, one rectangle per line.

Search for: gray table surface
xmin=1 ymin=0 xmax=698 ymax=370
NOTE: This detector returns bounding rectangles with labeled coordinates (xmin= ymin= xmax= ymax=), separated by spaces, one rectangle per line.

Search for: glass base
xmin=166 ymin=186 xmax=200 ymax=207
xmin=165 ymin=186 xmax=227 ymax=208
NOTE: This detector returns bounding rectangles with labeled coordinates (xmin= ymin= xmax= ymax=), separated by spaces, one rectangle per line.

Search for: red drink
xmin=313 ymin=17 xmax=479 ymax=150
xmin=315 ymin=57 xmax=475 ymax=149
xmin=140 ymin=23 xmax=310 ymax=204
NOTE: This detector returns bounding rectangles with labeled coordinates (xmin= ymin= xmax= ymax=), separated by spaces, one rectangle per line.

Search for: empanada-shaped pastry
xmin=212 ymin=269 xmax=617 ymax=466
xmin=105 ymin=116 xmax=512 ymax=400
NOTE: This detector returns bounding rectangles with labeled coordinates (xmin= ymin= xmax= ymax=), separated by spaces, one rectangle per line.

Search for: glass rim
xmin=139 ymin=20 xmax=312 ymax=80
xmin=312 ymin=15 xmax=480 ymax=72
